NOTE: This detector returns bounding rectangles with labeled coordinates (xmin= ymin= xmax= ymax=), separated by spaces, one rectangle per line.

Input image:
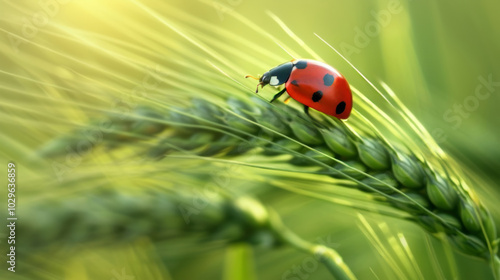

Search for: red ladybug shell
xmin=286 ymin=60 xmax=352 ymax=119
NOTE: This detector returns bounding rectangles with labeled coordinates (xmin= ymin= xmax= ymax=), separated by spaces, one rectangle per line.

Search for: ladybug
xmin=246 ymin=59 xmax=352 ymax=119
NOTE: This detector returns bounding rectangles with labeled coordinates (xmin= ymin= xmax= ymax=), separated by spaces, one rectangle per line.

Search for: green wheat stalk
xmin=38 ymin=93 xmax=499 ymax=278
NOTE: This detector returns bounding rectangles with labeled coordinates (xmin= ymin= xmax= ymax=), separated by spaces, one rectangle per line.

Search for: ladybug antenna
xmin=245 ymin=75 xmax=259 ymax=80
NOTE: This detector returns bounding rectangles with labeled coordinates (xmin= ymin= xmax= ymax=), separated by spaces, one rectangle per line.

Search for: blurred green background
xmin=1 ymin=0 xmax=499 ymax=279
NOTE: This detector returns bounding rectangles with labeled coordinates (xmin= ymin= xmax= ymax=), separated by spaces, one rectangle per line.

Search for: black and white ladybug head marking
xmin=259 ymin=62 xmax=294 ymax=88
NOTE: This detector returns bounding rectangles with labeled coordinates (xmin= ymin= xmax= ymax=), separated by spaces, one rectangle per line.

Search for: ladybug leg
xmin=303 ymin=105 xmax=310 ymax=116
xmin=270 ymin=88 xmax=287 ymax=103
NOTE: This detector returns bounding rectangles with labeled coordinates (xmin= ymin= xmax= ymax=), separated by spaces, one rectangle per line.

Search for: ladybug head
xmin=245 ymin=74 xmax=269 ymax=93
xmin=253 ymin=69 xmax=279 ymax=93
xmin=247 ymin=62 xmax=294 ymax=93
xmin=252 ymin=73 xmax=267 ymax=92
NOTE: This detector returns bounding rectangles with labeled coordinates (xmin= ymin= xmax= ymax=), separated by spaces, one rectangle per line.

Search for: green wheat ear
xmin=38 ymin=93 xmax=499 ymax=278
xmin=159 ymin=96 xmax=499 ymax=258
xmin=18 ymin=187 xmax=357 ymax=280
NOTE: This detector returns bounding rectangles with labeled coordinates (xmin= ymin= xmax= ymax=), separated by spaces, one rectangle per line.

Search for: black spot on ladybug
xmin=312 ymin=91 xmax=323 ymax=102
xmin=323 ymin=73 xmax=334 ymax=86
xmin=291 ymin=80 xmax=299 ymax=86
xmin=336 ymin=101 xmax=346 ymax=114
xmin=295 ymin=60 xmax=307 ymax=69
